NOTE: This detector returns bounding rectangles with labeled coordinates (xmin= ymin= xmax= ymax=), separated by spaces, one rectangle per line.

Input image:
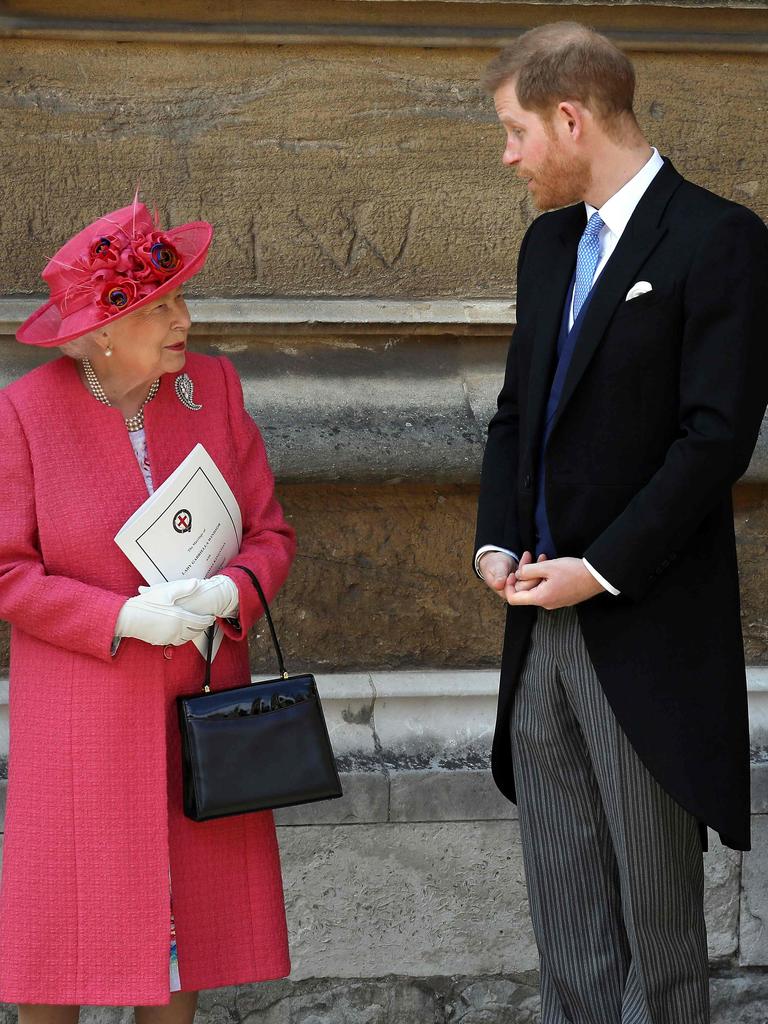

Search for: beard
xmin=521 ymin=142 xmax=592 ymax=211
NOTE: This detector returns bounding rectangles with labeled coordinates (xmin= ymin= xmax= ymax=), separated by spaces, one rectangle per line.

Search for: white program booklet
xmin=115 ymin=443 xmax=243 ymax=659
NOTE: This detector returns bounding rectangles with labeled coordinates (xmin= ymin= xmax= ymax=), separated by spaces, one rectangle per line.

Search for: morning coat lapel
xmin=547 ymin=159 xmax=683 ymax=440
xmin=524 ymin=203 xmax=584 ymax=453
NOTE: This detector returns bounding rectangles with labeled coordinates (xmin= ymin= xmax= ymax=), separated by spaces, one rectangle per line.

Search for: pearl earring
xmin=105 ymin=343 xmax=112 ymax=357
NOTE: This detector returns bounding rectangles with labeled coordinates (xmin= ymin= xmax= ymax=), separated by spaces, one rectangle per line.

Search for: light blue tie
xmin=572 ymin=212 xmax=604 ymax=321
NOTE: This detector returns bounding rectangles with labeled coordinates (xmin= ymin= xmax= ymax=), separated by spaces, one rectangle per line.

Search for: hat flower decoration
xmin=17 ymin=191 xmax=213 ymax=347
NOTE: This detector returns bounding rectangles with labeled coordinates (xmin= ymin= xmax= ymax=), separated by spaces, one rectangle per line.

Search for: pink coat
xmin=0 ymin=352 xmax=296 ymax=1005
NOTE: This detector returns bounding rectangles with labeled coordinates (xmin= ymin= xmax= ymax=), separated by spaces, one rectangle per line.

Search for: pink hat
xmin=17 ymin=197 xmax=213 ymax=347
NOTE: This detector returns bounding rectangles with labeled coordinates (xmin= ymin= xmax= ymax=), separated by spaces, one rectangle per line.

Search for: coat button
xmin=523 ymin=473 xmax=533 ymax=489
xmin=163 ymin=646 xmax=173 ymax=660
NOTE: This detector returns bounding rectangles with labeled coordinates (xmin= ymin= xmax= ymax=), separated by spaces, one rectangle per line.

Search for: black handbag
xmin=177 ymin=564 xmax=343 ymax=822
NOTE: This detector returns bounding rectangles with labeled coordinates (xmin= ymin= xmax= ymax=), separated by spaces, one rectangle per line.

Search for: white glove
xmin=115 ymin=579 xmax=216 ymax=646
xmin=141 ymin=575 xmax=240 ymax=619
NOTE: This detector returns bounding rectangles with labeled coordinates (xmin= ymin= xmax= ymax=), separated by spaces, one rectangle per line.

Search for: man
xmin=474 ymin=22 xmax=767 ymax=1024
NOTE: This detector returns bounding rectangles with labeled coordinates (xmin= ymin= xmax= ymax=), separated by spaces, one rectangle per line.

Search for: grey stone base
xmin=3 ymin=972 xmax=768 ymax=1024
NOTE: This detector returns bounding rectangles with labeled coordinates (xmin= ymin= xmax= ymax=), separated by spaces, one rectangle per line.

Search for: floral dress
xmin=128 ymin=428 xmax=181 ymax=993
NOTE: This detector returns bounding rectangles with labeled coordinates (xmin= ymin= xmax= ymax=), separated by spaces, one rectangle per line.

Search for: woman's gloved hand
xmin=139 ymin=575 xmax=240 ymax=619
xmin=115 ymin=579 xmax=216 ymax=646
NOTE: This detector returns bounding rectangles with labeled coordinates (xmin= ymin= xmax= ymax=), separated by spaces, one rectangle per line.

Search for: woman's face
xmin=99 ymin=288 xmax=191 ymax=386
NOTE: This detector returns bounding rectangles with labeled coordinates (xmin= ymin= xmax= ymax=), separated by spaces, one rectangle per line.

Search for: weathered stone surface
xmin=222 ymin=335 xmax=492 ymax=486
xmin=704 ymin=832 xmax=741 ymax=963
xmin=1 ymin=478 xmax=766 ymax=675
xmin=370 ymin=672 xmax=497 ymax=764
xmin=267 ymin=482 xmax=768 ymax=672
xmin=1 ymin=971 xmax=768 ymax=1024
xmin=740 ymin=815 xmax=768 ymax=966
xmin=275 ymin=818 xmax=736 ymax=978
xmin=735 ymin=486 xmax=768 ymax=666
xmin=226 ymin=978 xmax=444 ymax=1024
xmin=445 ymin=977 xmax=542 ymax=1024
xmin=1 ymin=40 xmax=765 ymax=300
xmin=268 ymin=769 xmax=517 ymax=830
xmin=275 ymin=770 xmax=389 ymax=826
xmin=1 ymin=335 xmax=767 ymax=491
xmin=6 ymin=0 xmax=768 ymax=29
xmin=751 ymin=762 xmax=768 ymax=813
xmin=710 ymin=970 xmax=768 ymax=1023
xmin=205 ymin=972 xmax=768 ymax=1024
xmin=0 ymin=327 xmax=504 ymax=485
xmin=389 ymin=768 xmax=515 ymax=823
xmin=278 ymin=821 xmax=536 ymax=979
xmin=200 ymin=975 xmax=543 ymax=1024
xmin=256 ymin=484 xmax=506 ymax=674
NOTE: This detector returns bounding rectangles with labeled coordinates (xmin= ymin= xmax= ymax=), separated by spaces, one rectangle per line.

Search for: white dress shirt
xmin=475 ymin=148 xmax=665 ymax=594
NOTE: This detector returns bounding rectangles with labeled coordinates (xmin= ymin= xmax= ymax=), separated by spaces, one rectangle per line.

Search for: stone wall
xmin=1 ymin=33 xmax=767 ymax=299
xmin=1 ymin=1 xmax=767 ymax=1020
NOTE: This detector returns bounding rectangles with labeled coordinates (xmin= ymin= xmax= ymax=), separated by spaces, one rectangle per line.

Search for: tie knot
xmin=585 ymin=211 xmax=606 ymax=241
xmin=583 ymin=212 xmax=604 ymax=242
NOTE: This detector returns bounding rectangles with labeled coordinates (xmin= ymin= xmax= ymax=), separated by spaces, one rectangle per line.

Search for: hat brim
xmin=16 ymin=222 xmax=213 ymax=347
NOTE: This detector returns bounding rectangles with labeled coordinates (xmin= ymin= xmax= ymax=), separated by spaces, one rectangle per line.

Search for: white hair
xmin=58 ymin=331 xmax=103 ymax=361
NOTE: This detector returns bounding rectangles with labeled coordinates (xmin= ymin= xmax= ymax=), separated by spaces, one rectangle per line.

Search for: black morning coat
xmin=475 ymin=159 xmax=768 ymax=851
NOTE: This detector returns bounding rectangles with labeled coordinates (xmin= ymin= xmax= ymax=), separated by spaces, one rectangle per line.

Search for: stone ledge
xmin=3 ymin=671 xmax=768 ymax=829
xmin=740 ymin=815 xmax=768 ymax=965
xmin=2 ymin=666 xmax=768 ymax=759
xmin=3 ymin=763 xmax=768 ymax=833
xmin=750 ymin=762 xmax=768 ymax=813
xmin=745 ymin=665 xmax=768 ymax=752
xmin=2 ymin=8 xmax=766 ymax=53
xmin=0 ymin=297 xmax=517 ymax=338
xmin=273 ymin=768 xmax=517 ymax=827
xmin=0 ymin=326 xmax=766 ymax=485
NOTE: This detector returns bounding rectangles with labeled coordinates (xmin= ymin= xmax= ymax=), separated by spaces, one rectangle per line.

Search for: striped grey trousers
xmin=510 ymin=607 xmax=709 ymax=1024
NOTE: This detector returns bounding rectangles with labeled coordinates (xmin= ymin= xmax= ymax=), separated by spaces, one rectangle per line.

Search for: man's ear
xmin=556 ymin=100 xmax=586 ymax=142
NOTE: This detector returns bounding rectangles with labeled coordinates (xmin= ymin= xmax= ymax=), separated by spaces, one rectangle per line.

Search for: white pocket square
xmin=625 ymin=281 xmax=653 ymax=301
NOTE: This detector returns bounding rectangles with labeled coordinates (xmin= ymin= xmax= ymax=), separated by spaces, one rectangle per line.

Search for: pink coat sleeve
xmin=0 ymin=393 xmax=126 ymax=662
xmin=216 ymin=358 xmax=296 ymax=641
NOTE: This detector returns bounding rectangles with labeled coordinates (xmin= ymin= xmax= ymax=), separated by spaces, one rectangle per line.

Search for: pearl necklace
xmin=82 ymin=359 xmax=160 ymax=433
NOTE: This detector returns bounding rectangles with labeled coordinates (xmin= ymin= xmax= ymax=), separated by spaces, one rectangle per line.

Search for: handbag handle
xmin=203 ymin=565 xmax=288 ymax=692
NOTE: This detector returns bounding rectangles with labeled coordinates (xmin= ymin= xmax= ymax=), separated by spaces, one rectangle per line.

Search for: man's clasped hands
xmin=478 ymin=550 xmax=604 ymax=610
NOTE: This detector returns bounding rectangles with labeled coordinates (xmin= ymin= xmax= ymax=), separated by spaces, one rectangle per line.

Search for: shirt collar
xmin=585 ymin=147 xmax=665 ymax=238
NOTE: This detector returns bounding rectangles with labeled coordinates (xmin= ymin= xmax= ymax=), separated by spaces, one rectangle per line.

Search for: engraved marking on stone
xmin=296 ymin=204 xmax=415 ymax=272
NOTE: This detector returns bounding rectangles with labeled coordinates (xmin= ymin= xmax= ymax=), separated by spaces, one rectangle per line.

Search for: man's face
xmin=493 ymin=79 xmax=591 ymax=210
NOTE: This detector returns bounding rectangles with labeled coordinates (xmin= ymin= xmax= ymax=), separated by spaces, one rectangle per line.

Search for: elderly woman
xmin=0 ymin=200 xmax=295 ymax=1023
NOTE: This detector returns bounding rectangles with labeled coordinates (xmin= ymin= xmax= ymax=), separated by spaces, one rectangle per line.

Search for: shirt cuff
xmin=582 ymin=558 xmax=620 ymax=596
xmin=475 ymin=545 xmax=520 ymax=580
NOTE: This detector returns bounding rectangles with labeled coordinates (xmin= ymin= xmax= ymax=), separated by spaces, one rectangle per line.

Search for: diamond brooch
xmin=174 ymin=373 xmax=202 ymax=411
